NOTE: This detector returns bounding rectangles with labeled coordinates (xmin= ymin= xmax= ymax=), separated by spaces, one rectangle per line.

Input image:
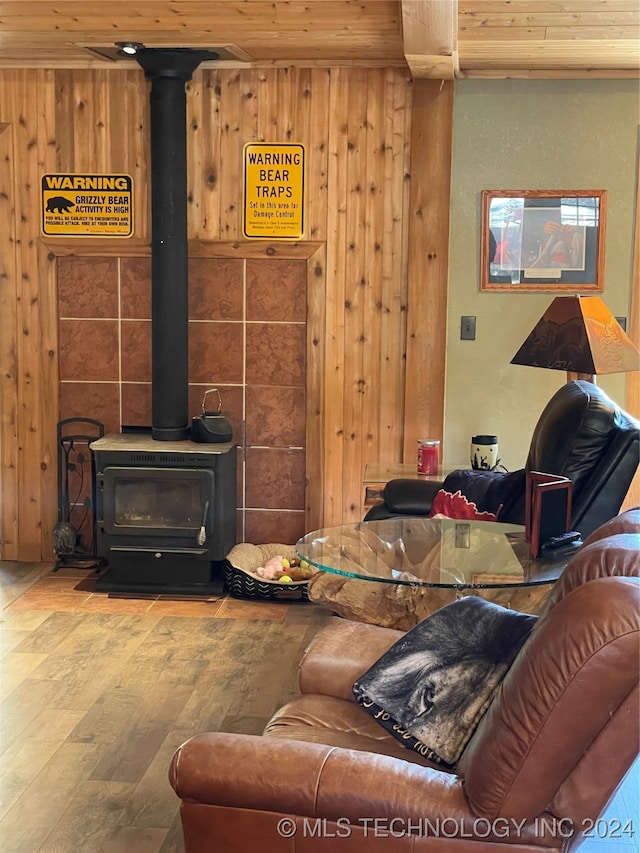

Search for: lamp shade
xmin=511 ymin=295 xmax=640 ymax=375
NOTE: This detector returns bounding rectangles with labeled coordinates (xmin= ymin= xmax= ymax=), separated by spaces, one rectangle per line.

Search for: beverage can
xmin=417 ymin=439 xmax=440 ymax=475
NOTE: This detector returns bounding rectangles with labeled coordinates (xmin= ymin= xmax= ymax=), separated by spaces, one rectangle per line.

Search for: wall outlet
xmin=615 ymin=316 xmax=627 ymax=332
xmin=461 ymin=316 xmax=476 ymax=340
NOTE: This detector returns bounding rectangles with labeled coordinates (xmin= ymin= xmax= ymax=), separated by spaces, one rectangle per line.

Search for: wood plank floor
xmin=0 ymin=561 xmax=637 ymax=852
xmin=0 ymin=562 xmax=334 ymax=852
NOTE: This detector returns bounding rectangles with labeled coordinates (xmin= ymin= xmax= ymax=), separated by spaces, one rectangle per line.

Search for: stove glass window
xmin=114 ymin=476 xmax=202 ymax=529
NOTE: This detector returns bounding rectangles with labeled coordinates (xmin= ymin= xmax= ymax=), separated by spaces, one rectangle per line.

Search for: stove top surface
xmin=90 ymin=433 xmax=235 ymax=455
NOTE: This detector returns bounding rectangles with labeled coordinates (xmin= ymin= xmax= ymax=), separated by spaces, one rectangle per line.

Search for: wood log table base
xmin=307 ymin=572 xmax=554 ymax=631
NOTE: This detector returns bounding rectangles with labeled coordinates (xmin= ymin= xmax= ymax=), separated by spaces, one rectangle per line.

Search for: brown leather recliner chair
xmin=169 ymin=510 xmax=639 ymax=853
xmin=364 ymin=381 xmax=640 ymax=540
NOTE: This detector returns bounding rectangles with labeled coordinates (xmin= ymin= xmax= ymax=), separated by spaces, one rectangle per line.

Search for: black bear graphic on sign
xmin=46 ymin=196 xmax=75 ymax=214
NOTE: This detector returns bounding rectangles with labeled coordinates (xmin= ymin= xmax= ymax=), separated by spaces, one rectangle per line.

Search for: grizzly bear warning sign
xmin=41 ymin=174 xmax=133 ymax=236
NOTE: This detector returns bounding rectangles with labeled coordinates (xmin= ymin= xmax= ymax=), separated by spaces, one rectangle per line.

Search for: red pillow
xmin=429 ymin=488 xmax=500 ymax=522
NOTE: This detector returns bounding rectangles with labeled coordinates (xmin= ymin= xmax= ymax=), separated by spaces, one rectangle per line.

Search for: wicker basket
xmin=224 ymin=542 xmax=311 ymax=601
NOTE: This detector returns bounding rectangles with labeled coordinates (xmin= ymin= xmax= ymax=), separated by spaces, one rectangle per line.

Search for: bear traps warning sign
xmin=243 ymin=143 xmax=305 ymax=240
xmin=41 ymin=174 xmax=133 ymax=236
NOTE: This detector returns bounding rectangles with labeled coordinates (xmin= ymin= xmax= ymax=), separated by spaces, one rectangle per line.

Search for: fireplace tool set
xmin=53 ymin=417 xmax=106 ymax=570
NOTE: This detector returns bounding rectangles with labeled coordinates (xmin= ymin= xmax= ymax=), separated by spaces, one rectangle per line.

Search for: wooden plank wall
xmin=403 ymin=80 xmax=453 ymax=460
xmin=0 ymin=67 xmax=452 ymax=560
xmin=0 ymin=122 xmax=18 ymax=558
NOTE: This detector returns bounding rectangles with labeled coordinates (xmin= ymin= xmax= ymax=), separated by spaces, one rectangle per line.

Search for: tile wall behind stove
xmin=57 ymin=254 xmax=307 ymax=545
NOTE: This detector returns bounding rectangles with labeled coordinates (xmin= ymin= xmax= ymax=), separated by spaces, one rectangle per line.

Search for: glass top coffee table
xmin=296 ymin=518 xmax=569 ymax=629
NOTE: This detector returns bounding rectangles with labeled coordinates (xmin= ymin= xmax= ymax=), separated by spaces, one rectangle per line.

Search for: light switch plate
xmin=461 ymin=316 xmax=476 ymax=340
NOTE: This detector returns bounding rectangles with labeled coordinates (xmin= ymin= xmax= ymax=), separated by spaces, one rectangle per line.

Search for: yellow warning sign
xmin=243 ymin=143 xmax=305 ymax=239
xmin=41 ymin=174 xmax=133 ymax=237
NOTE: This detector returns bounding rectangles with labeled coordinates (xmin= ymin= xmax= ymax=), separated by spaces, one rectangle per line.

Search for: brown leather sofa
xmin=169 ymin=509 xmax=639 ymax=852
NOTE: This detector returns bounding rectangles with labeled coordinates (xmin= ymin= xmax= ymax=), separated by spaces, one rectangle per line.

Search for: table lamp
xmin=510 ymin=295 xmax=640 ymax=382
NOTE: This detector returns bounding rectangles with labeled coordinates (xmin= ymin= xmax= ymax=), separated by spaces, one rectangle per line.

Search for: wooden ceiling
xmin=0 ymin=1 xmax=638 ymax=78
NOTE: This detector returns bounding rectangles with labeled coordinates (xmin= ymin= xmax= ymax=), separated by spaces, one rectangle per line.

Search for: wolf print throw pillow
xmin=353 ymin=597 xmax=537 ymax=766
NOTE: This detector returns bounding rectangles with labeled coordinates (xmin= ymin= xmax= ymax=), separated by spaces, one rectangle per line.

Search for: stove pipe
xmin=135 ymin=49 xmax=212 ymax=441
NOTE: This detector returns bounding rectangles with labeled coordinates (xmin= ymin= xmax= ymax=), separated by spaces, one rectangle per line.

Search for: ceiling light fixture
xmin=115 ymin=41 xmax=145 ymax=56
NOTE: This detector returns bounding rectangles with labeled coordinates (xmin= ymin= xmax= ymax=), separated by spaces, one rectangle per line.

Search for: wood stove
xmin=92 ymin=434 xmax=236 ymax=594
xmin=85 ymin=48 xmax=238 ymax=595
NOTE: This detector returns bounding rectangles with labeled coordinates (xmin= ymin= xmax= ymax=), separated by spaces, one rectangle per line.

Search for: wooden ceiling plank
xmin=401 ymin=0 xmax=459 ymax=79
xmin=459 ymin=26 xmax=547 ymax=41
xmin=546 ymin=25 xmax=640 ymax=39
xmin=462 ymin=39 xmax=640 ymax=70
xmin=458 ymin=0 xmax=640 ymax=13
xmin=0 ymin=0 xmax=637 ymax=78
xmin=461 ymin=68 xmax=640 ymax=79
xmin=0 ymin=30 xmax=398 ymax=45
xmin=0 ymin=1 xmax=399 ymax=29
xmin=458 ymin=10 xmax=640 ymax=28
xmin=0 ymin=57 xmax=408 ymax=70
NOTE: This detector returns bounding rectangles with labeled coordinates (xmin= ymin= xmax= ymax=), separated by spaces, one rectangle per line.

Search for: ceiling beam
xmin=401 ymin=0 xmax=459 ymax=79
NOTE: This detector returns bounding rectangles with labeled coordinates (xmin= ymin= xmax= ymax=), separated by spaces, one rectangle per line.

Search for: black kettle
xmin=191 ymin=388 xmax=233 ymax=443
